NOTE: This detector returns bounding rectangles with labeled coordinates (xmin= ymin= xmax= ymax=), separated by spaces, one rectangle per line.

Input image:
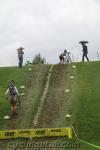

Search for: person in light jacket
xmin=5 ymin=80 xmax=20 ymax=116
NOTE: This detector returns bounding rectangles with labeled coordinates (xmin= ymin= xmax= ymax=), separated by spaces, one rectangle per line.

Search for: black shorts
xmin=10 ymin=96 xmax=17 ymax=106
xmin=59 ymin=55 xmax=64 ymax=61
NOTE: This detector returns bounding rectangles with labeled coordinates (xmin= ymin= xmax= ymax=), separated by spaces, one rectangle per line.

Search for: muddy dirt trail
xmin=37 ymin=65 xmax=74 ymax=128
xmin=27 ymin=64 xmax=77 ymax=150
xmin=4 ymin=65 xmax=50 ymax=130
xmin=33 ymin=65 xmax=53 ymax=127
xmin=31 ymin=64 xmax=78 ymax=150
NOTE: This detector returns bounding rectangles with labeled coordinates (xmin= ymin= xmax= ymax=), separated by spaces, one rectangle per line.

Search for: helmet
xmin=64 ymin=49 xmax=67 ymax=53
xmin=8 ymin=80 xmax=14 ymax=87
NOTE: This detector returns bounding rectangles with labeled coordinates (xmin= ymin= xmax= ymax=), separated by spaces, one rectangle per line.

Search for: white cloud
xmin=0 ymin=0 xmax=100 ymax=66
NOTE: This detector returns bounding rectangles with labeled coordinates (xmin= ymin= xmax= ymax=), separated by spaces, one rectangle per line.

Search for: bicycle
xmin=64 ymin=52 xmax=72 ymax=64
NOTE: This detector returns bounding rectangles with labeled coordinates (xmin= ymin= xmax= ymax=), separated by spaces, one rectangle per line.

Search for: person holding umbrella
xmin=17 ymin=47 xmax=24 ymax=68
xmin=79 ymin=41 xmax=89 ymax=62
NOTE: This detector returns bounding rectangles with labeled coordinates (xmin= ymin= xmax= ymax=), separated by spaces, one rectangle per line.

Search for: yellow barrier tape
xmin=0 ymin=127 xmax=72 ymax=140
xmin=0 ymin=130 xmax=18 ymax=139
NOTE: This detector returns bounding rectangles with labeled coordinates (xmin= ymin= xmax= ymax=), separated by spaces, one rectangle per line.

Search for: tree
xmin=32 ymin=53 xmax=46 ymax=64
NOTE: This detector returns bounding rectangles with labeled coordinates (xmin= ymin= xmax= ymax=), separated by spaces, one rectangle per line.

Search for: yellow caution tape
xmin=0 ymin=130 xmax=18 ymax=139
xmin=0 ymin=127 xmax=72 ymax=140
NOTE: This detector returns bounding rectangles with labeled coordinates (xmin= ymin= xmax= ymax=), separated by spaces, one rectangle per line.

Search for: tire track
xmin=33 ymin=65 xmax=53 ymax=127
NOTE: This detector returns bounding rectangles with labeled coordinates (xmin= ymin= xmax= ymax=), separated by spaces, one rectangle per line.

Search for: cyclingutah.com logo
xmin=8 ymin=141 xmax=80 ymax=149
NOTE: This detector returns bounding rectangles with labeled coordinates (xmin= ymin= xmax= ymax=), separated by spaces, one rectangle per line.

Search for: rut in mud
xmin=4 ymin=65 xmax=50 ymax=130
xmin=33 ymin=65 xmax=53 ymax=127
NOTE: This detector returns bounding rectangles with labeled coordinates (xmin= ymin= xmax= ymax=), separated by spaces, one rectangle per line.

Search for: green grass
xmin=0 ymin=66 xmax=30 ymax=129
xmin=74 ymin=62 xmax=100 ymax=146
xmin=37 ymin=62 xmax=100 ymax=150
xmin=0 ymin=65 xmax=50 ymax=130
xmin=0 ymin=62 xmax=100 ymax=150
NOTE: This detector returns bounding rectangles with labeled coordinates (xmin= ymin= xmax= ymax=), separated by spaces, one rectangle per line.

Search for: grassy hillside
xmin=37 ymin=62 xmax=100 ymax=150
xmin=0 ymin=65 xmax=50 ymax=130
xmin=74 ymin=62 xmax=100 ymax=146
xmin=0 ymin=62 xmax=100 ymax=150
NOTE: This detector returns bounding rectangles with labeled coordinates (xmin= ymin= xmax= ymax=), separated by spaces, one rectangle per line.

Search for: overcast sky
xmin=0 ymin=0 xmax=100 ymax=66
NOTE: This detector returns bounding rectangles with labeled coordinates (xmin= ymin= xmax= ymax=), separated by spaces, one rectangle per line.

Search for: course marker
xmin=70 ymin=76 xmax=75 ymax=79
xmin=20 ymin=93 xmax=25 ymax=96
xmin=3 ymin=116 xmax=10 ymax=120
xmin=72 ymin=65 xmax=76 ymax=69
xmin=65 ymin=114 xmax=71 ymax=118
xmin=65 ymin=89 xmax=71 ymax=93
xmin=28 ymin=68 xmax=32 ymax=71
xmin=20 ymin=86 xmax=25 ymax=89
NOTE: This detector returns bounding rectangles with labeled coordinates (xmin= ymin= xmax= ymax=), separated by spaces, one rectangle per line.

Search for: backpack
xmin=8 ymin=82 xmax=16 ymax=96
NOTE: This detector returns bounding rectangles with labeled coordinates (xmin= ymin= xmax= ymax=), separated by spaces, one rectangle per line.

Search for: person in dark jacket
xmin=17 ymin=47 xmax=24 ymax=68
xmin=59 ymin=49 xmax=67 ymax=64
xmin=82 ymin=43 xmax=89 ymax=62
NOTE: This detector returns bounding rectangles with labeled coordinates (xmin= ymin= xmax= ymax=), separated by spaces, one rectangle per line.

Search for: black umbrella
xmin=79 ymin=41 xmax=89 ymax=44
